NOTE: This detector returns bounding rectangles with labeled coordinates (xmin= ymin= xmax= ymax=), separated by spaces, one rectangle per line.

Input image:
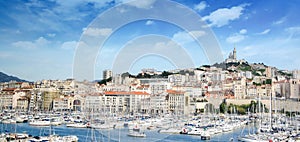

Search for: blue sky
xmin=0 ymin=0 xmax=300 ymax=81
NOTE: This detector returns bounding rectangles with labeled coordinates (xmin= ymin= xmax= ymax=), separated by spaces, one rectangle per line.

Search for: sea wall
xmin=225 ymin=99 xmax=300 ymax=112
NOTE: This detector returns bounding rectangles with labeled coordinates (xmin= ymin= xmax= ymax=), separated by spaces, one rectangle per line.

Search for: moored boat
xmin=127 ymin=131 xmax=146 ymax=138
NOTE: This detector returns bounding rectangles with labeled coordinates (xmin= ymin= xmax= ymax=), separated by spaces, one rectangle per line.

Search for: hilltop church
xmin=225 ymin=47 xmax=246 ymax=64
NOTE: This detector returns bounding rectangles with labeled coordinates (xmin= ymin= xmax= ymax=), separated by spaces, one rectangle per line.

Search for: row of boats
xmin=2 ymin=111 xmax=300 ymax=141
xmin=0 ymin=133 xmax=78 ymax=142
xmin=238 ymin=114 xmax=300 ymax=142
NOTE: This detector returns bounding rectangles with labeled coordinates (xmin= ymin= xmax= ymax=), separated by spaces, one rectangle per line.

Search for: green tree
xmin=219 ymin=102 xmax=227 ymax=114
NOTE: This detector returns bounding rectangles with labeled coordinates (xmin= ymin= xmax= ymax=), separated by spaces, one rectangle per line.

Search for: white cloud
xmin=172 ymin=30 xmax=206 ymax=45
xmin=226 ymin=28 xmax=248 ymax=43
xmin=145 ymin=20 xmax=154 ymax=25
xmin=257 ymin=29 xmax=270 ymax=35
xmin=189 ymin=30 xmax=206 ymax=38
xmin=61 ymin=41 xmax=77 ymax=50
xmin=243 ymin=46 xmax=254 ymax=51
xmin=83 ymin=28 xmax=113 ymax=37
xmin=52 ymin=0 xmax=114 ymax=12
xmin=202 ymin=4 xmax=248 ymax=27
xmin=194 ymin=1 xmax=208 ymax=12
xmin=239 ymin=29 xmax=247 ymax=34
xmin=237 ymin=37 xmax=300 ymax=70
xmin=12 ymin=37 xmax=51 ymax=49
xmin=226 ymin=34 xmax=245 ymax=43
xmin=285 ymin=26 xmax=300 ymax=35
xmin=121 ymin=0 xmax=156 ymax=9
xmin=273 ymin=17 xmax=286 ymax=25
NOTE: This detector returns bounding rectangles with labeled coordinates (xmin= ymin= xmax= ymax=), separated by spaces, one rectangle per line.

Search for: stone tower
xmin=233 ymin=47 xmax=237 ymax=60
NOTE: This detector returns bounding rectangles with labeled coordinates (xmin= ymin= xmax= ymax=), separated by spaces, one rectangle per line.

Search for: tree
xmin=236 ymin=106 xmax=246 ymax=115
xmin=219 ymin=102 xmax=227 ymax=114
xmin=266 ymin=79 xmax=272 ymax=85
xmin=161 ymin=71 xmax=173 ymax=78
xmin=98 ymin=77 xmax=112 ymax=85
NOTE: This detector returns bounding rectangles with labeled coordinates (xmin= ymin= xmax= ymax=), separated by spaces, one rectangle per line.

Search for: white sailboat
xmin=127 ymin=130 xmax=146 ymax=138
xmin=29 ymin=118 xmax=51 ymax=126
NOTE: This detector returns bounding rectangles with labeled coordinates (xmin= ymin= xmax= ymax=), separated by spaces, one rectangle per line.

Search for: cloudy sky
xmin=1 ymin=0 xmax=300 ymax=81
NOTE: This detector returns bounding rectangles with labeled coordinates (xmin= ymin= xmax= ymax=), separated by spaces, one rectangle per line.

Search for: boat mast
xmin=269 ymin=93 xmax=272 ymax=131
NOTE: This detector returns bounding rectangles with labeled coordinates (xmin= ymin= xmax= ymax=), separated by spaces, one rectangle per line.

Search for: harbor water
xmin=0 ymin=123 xmax=255 ymax=142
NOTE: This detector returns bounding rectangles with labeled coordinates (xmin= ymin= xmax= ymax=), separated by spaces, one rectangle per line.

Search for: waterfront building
xmin=28 ymin=91 xmax=43 ymax=111
xmin=142 ymin=94 xmax=168 ymax=114
xmin=0 ymin=88 xmax=15 ymax=109
xmin=53 ymin=96 xmax=73 ymax=111
xmin=73 ymin=94 xmax=85 ymax=111
xmin=289 ymin=79 xmax=300 ymax=99
xmin=84 ymin=94 xmax=102 ymax=113
xmin=167 ymin=90 xmax=190 ymax=116
xmin=16 ymin=97 xmax=29 ymax=111
xmin=102 ymin=91 xmax=150 ymax=114
xmin=41 ymin=89 xmax=60 ymax=111
xmin=246 ymin=85 xmax=257 ymax=99
xmin=273 ymin=79 xmax=300 ymax=99
xmin=13 ymin=89 xmax=31 ymax=110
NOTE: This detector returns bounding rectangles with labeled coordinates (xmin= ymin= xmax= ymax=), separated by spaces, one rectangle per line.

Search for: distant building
xmin=141 ymin=68 xmax=161 ymax=75
xmin=225 ymin=47 xmax=246 ymax=64
xmin=246 ymin=71 xmax=252 ymax=79
xmin=225 ymin=47 xmax=238 ymax=63
xmin=233 ymin=77 xmax=246 ymax=99
xmin=266 ymin=66 xmax=275 ymax=78
xmin=103 ymin=70 xmax=113 ymax=80
xmin=289 ymin=79 xmax=300 ymax=99
xmin=293 ymin=70 xmax=300 ymax=79
xmin=149 ymin=82 xmax=171 ymax=95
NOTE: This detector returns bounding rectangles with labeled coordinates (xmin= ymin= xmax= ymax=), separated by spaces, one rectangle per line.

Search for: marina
xmin=1 ymin=111 xmax=300 ymax=141
xmin=0 ymin=122 xmax=249 ymax=142
xmin=1 ymin=0 xmax=300 ymax=142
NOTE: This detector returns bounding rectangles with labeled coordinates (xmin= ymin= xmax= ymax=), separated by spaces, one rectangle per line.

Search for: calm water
xmin=0 ymin=123 xmax=255 ymax=142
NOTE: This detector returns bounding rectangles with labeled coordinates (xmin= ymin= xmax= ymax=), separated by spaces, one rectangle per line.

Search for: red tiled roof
xmin=18 ymin=97 xmax=28 ymax=101
xmin=274 ymin=80 xmax=287 ymax=83
xmin=166 ymin=90 xmax=184 ymax=94
xmin=21 ymin=87 xmax=33 ymax=89
xmin=2 ymin=88 xmax=16 ymax=91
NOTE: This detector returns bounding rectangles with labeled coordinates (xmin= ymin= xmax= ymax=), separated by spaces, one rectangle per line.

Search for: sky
xmin=0 ymin=0 xmax=300 ymax=81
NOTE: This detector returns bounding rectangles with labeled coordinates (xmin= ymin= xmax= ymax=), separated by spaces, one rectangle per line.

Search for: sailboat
xmin=127 ymin=129 xmax=146 ymax=138
xmin=28 ymin=119 xmax=79 ymax=142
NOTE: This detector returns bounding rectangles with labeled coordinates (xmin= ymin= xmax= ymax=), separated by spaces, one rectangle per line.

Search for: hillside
xmin=0 ymin=72 xmax=28 ymax=82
